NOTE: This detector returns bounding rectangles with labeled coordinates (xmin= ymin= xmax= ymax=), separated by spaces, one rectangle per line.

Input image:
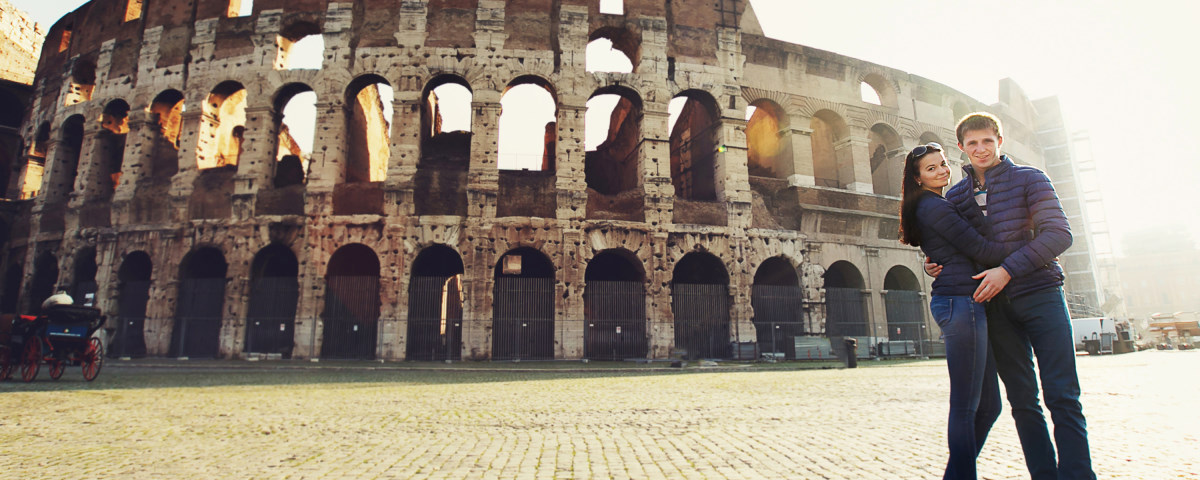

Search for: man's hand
xmin=923 ymin=257 xmax=942 ymax=278
xmin=972 ymin=267 xmax=1011 ymax=302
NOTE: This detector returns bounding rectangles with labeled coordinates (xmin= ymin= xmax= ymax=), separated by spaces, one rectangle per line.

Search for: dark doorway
xmin=245 ymin=244 xmax=299 ymax=357
xmin=1 ymin=263 xmax=23 ymax=314
xmin=170 ymin=248 xmax=227 ymax=358
xmin=671 ymin=252 xmax=730 ymax=360
xmin=883 ymin=266 xmax=926 ymax=356
xmin=492 ymin=247 xmax=555 ymax=360
xmin=583 ymin=249 xmax=646 ymax=360
xmin=406 ymin=244 xmax=465 ymax=361
xmin=29 ymin=252 xmax=59 ymax=314
xmin=113 ymin=251 xmax=151 ymax=358
xmin=823 ymin=260 xmax=868 ymax=339
xmin=751 ymin=257 xmax=805 ymax=359
xmin=71 ymin=247 xmax=98 ymax=306
xmin=322 ymin=244 xmax=380 ymax=359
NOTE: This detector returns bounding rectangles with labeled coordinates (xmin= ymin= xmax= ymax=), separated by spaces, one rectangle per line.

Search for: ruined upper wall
xmin=0 ymin=0 xmax=44 ymax=84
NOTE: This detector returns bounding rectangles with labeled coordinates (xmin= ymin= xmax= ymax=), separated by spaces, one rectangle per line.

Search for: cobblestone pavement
xmin=1 ymin=350 xmax=1196 ymax=479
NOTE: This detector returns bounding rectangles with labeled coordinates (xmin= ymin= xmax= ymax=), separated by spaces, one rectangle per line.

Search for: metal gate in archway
xmin=672 ymin=283 xmax=730 ymax=359
xmin=406 ymin=276 xmax=463 ymax=361
xmin=322 ymin=275 xmax=379 ymax=359
xmin=751 ymin=284 xmax=806 ymax=359
xmin=492 ymin=277 xmax=554 ymax=361
xmin=825 ymin=287 xmax=869 ymax=338
xmin=112 ymin=279 xmax=150 ymax=358
xmin=584 ymin=280 xmax=647 ymax=360
xmin=884 ymin=290 xmax=928 ymax=356
xmin=171 ymin=278 xmax=226 ymax=358
xmin=245 ymin=277 xmax=298 ymax=357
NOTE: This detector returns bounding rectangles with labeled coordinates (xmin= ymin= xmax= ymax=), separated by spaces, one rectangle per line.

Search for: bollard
xmin=843 ymin=337 xmax=858 ymax=368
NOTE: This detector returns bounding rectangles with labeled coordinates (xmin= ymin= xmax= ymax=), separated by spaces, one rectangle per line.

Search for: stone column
xmin=787 ymin=120 xmax=816 ymax=187
xmin=555 ymin=98 xmax=587 ymax=221
xmin=467 ymin=92 xmax=501 ymax=219
xmin=835 ymin=134 xmax=873 ymax=194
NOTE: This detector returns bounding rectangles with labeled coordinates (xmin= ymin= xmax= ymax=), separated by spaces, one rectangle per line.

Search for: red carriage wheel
xmin=82 ymin=337 xmax=103 ymax=381
xmin=20 ymin=340 xmax=39 ymax=382
xmin=48 ymin=359 xmax=65 ymax=380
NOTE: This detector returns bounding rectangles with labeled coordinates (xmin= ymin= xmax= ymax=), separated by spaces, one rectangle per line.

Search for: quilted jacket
xmin=914 ymin=191 xmax=1008 ymax=296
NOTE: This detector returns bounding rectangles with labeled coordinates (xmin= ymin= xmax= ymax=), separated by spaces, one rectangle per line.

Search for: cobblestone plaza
xmin=2 ymin=350 xmax=1197 ymax=479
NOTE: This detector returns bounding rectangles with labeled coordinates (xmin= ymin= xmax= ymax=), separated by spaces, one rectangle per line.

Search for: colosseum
xmin=0 ymin=0 xmax=1079 ymax=362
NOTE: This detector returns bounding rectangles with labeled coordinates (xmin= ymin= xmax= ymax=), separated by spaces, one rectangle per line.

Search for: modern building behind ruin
xmin=0 ymin=0 xmax=1089 ymax=361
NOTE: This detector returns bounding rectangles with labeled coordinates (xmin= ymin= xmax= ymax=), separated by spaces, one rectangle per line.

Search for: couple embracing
xmin=898 ymin=113 xmax=1095 ymax=480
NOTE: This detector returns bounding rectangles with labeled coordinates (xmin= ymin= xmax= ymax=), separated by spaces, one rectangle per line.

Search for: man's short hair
xmin=955 ymin=112 xmax=1003 ymax=144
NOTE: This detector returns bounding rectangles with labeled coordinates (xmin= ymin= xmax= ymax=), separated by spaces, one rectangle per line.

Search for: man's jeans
xmin=987 ymin=287 xmax=1095 ymax=480
xmin=930 ymin=295 xmax=1002 ymax=480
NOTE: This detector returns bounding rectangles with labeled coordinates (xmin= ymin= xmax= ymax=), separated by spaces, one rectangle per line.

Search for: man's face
xmin=958 ymin=128 xmax=1003 ymax=172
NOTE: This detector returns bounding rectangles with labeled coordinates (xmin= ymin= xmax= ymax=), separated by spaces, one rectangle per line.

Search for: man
xmin=927 ymin=112 xmax=1094 ymax=479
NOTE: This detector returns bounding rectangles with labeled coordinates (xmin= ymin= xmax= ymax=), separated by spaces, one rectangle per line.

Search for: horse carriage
xmin=0 ymin=305 xmax=106 ymax=382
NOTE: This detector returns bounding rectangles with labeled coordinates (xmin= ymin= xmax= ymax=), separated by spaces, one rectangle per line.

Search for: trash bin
xmin=843 ymin=337 xmax=858 ymax=368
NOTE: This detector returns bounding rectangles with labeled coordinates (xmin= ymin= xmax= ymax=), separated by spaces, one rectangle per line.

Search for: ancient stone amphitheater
xmin=1 ymin=0 xmax=1066 ymax=361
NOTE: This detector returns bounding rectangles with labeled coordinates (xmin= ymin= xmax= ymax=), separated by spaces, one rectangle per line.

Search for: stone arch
xmin=823 ymin=260 xmax=867 ymax=338
xmin=499 ymin=76 xmax=557 ymax=172
xmin=587 ymin=26 xmax=638 ymax=73
xmin=810 ymin=109 xmax=850 ymax=189
xmin=882 ymin=265 xmax=926 ymax=353
xmin=344 ymin=74 xmax=392 ymax=183
xmin=322 ymin=243 xmax=380 ymax=359
xmin=584 ymin=248 xmax=647 ymax=360
xmin=585 ymin=85 xmax=643 ymax=196
xmin=277 ymin=20 xmax=323 ymax=70
xmin=197 ymin=81 xmax=248 ymax=170
xmin=420 ymin=74 xmax=473 ymax=164
xmin=751 ymin=255 xmax=805 ymax=358
xmin=746 ymin=98 xmax=793 ymax=179
xmin=858 ymin=72 xmax=898 ymax=108
xmin=147 ymin=89 xmax=184 ymax=179
xmin=113 ymin=250 xmax=152 ymax=358
xmin=245 ymin=244 xmax=300 ymax=357
xmin=171 ymin=247 xmax=228 ymax=358
xmin=272 ymin=83 xmax=316 ymax=188
xmin=406 ymin=244 xmax=465 ymax=361
xmin=669 ymin=89 xmax=721 ymax=201
xmin=64 ymin=58 xmax=96 ymax=106
xmin=47 ymin=114 xmax=85 ymax=203
xmin=91 ymin=99 xmax=130 ymax=195
xmin=492 ymin=246 xmax=555 ymax=360
xmin=671 ymin=251 xmax=730 ymax=359
xmin=868 ymin=122 xmax=904 ymax=196
xmin=70 ymin=246 xmax=98 ymax=303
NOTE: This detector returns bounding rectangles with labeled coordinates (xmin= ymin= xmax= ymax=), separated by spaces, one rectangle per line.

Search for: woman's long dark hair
xmin=898 ymin=147 xmax=940 ymax=247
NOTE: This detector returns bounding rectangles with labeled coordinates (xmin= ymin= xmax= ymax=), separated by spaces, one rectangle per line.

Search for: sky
xmin=13 ymin=0 xmax=1200 ymax=254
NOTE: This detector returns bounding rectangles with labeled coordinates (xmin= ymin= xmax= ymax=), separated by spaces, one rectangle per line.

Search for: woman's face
xmin=916 ymin=151 xmax=952 ymax=191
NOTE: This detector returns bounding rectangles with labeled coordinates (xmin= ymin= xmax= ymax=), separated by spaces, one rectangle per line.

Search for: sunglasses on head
xmin=910 ymin=142 xmax=942 ymax=159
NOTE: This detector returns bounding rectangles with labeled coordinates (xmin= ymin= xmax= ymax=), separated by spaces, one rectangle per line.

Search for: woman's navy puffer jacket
xmin=915 ymin=191 xmax=1009 ymax=296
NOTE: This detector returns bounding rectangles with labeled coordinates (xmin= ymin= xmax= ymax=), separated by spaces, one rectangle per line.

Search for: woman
xmin=899 ymin=143 xmax=1006 ymax=480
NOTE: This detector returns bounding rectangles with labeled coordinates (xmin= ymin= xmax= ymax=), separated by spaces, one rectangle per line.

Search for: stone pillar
xmin=112 ymin=112 xmax=154 ymax=202
xmin=71 ymin=122 xmax=105 ymax=204
xmin=467 ymin=92 xmax=501 ymax=219
xmin=555 ymin=97 xmax=586 ymax=221
xmin=641 ymin=108 xmax=674 ymax=226
xmin=788 ymin=120 xmax=816 ymax=187
xmin=235 ymin=105 xmax=278 ymax=194
xmin=647 ymin=232 xmax=672 ymax=358
xmin=836 ymin=134 xmax=873 ymax=194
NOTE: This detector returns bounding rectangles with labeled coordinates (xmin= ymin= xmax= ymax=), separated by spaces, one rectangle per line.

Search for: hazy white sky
xmin=15 ymin=0 xmax=1200 ymax=251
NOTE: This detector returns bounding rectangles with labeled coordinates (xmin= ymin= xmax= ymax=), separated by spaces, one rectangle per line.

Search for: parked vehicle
xmin=5 ymin=305 xmax=106 ymax=382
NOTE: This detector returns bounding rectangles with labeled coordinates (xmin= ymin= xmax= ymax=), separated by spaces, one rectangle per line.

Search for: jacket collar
xmin=961 ymin=155 xmax=1014 ymax=186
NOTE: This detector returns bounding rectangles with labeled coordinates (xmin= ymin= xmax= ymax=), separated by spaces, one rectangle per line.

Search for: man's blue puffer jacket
xmin=914 ymin=191 xmax=1008 ymax=296
xmin=944 ymin=155 xmax=1072 ymax=299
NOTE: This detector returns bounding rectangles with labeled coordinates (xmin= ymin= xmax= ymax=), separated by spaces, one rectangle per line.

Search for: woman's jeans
xmin=931 ymin=295 xmax=1002 ymax=480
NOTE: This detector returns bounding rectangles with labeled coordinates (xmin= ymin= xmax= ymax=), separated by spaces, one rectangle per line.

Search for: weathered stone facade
xmin=3 ymin=0 xmax=1062 ymax=361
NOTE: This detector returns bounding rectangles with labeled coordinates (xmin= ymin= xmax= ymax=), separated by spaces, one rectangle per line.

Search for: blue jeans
xmin=930 ymin=295 xmax=1002 ymax=480
xmin=987 ymin=288 xmax=1095 ymax=480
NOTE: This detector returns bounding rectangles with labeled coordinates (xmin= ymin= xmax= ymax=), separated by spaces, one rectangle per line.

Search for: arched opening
xmin=277 ymin=22 xmax=323 ymax=70
xmin=415 ymin=76 xmax=472 ymax=216
xmin=322 ymin=244 xmax=380 ymax=359
xmin=1 ymin=262 xmax=23 ymax=313
xmin=584 ymin=249 xmax=646 ymax=360
xmin=406 ymin=244 xmax=465 ymax=361
xmin=245 ymin=244 xmax=299 ymax=357
xmin=585 ymin=86 xmax=642 ymax=197
xmin=746 ymin=99 xmax=793 ymax=179
xmin=94 ymin=99 xmax=130 ymax=195
xmin=751 ymin=256 xmax=805 ymax=359
xmin=48 ymin=115 xmax=84 ymax=204
xmin=273 ymin=84 xmax=316 ymax=188
xmin=70 ymin=247 xmax=97 ymax=305
xmin=860 ymin=82 xmax=881 ymax=105
xmin=124 ymin=0 xmax=143 ymax=22
xmin=860 ymin=73 xmax=896 ymax=107
xmin=171 ymin=247 xmax=227 ymax=358
xmin=344 ymin=74 xmax=393 ymax=183
xmin=21 ymin=123 xmax=50 ymax=199
xmin=883 ymin=265 xmax=926 ymax=356
xmin=113 ymin=251 xmax=151 ymax=358
xmin=823 ymin=260 xmax=868 ymax=350
xmin=586 ymin=27 xmax=637 ymax=73
xmin=599 ymin=0 xmax=623 ymax=15
xmin=492 ymin=247 xmax=555 ymax=360
xmin=868 ymin=123 xmax=903 ymax=197
xmin=669 ymin=91 xmax=720 ymax=201
xmin=229 ymin=0 xmax=253 ymax=17
xmin=29 ymin=252 xmax=58 ymax=314
xmin=671 ymin=251 xmax=730 ymax=359
xmin=498 ymin=77 xmax=557 ymax=172
xmin=64 ymin=59 xmax=95 ymax=106
xmin=148 ymin=90 xmax=184 ymax=179
xmin=810 ymin=110 xmax=851 ymax=189
xmin=197 ymin=81 xmax=247 ymax=170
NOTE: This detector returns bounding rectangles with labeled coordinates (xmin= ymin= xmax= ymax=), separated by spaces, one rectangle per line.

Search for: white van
xmin=1071 ymin=317 xmax=1118 ymax=351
